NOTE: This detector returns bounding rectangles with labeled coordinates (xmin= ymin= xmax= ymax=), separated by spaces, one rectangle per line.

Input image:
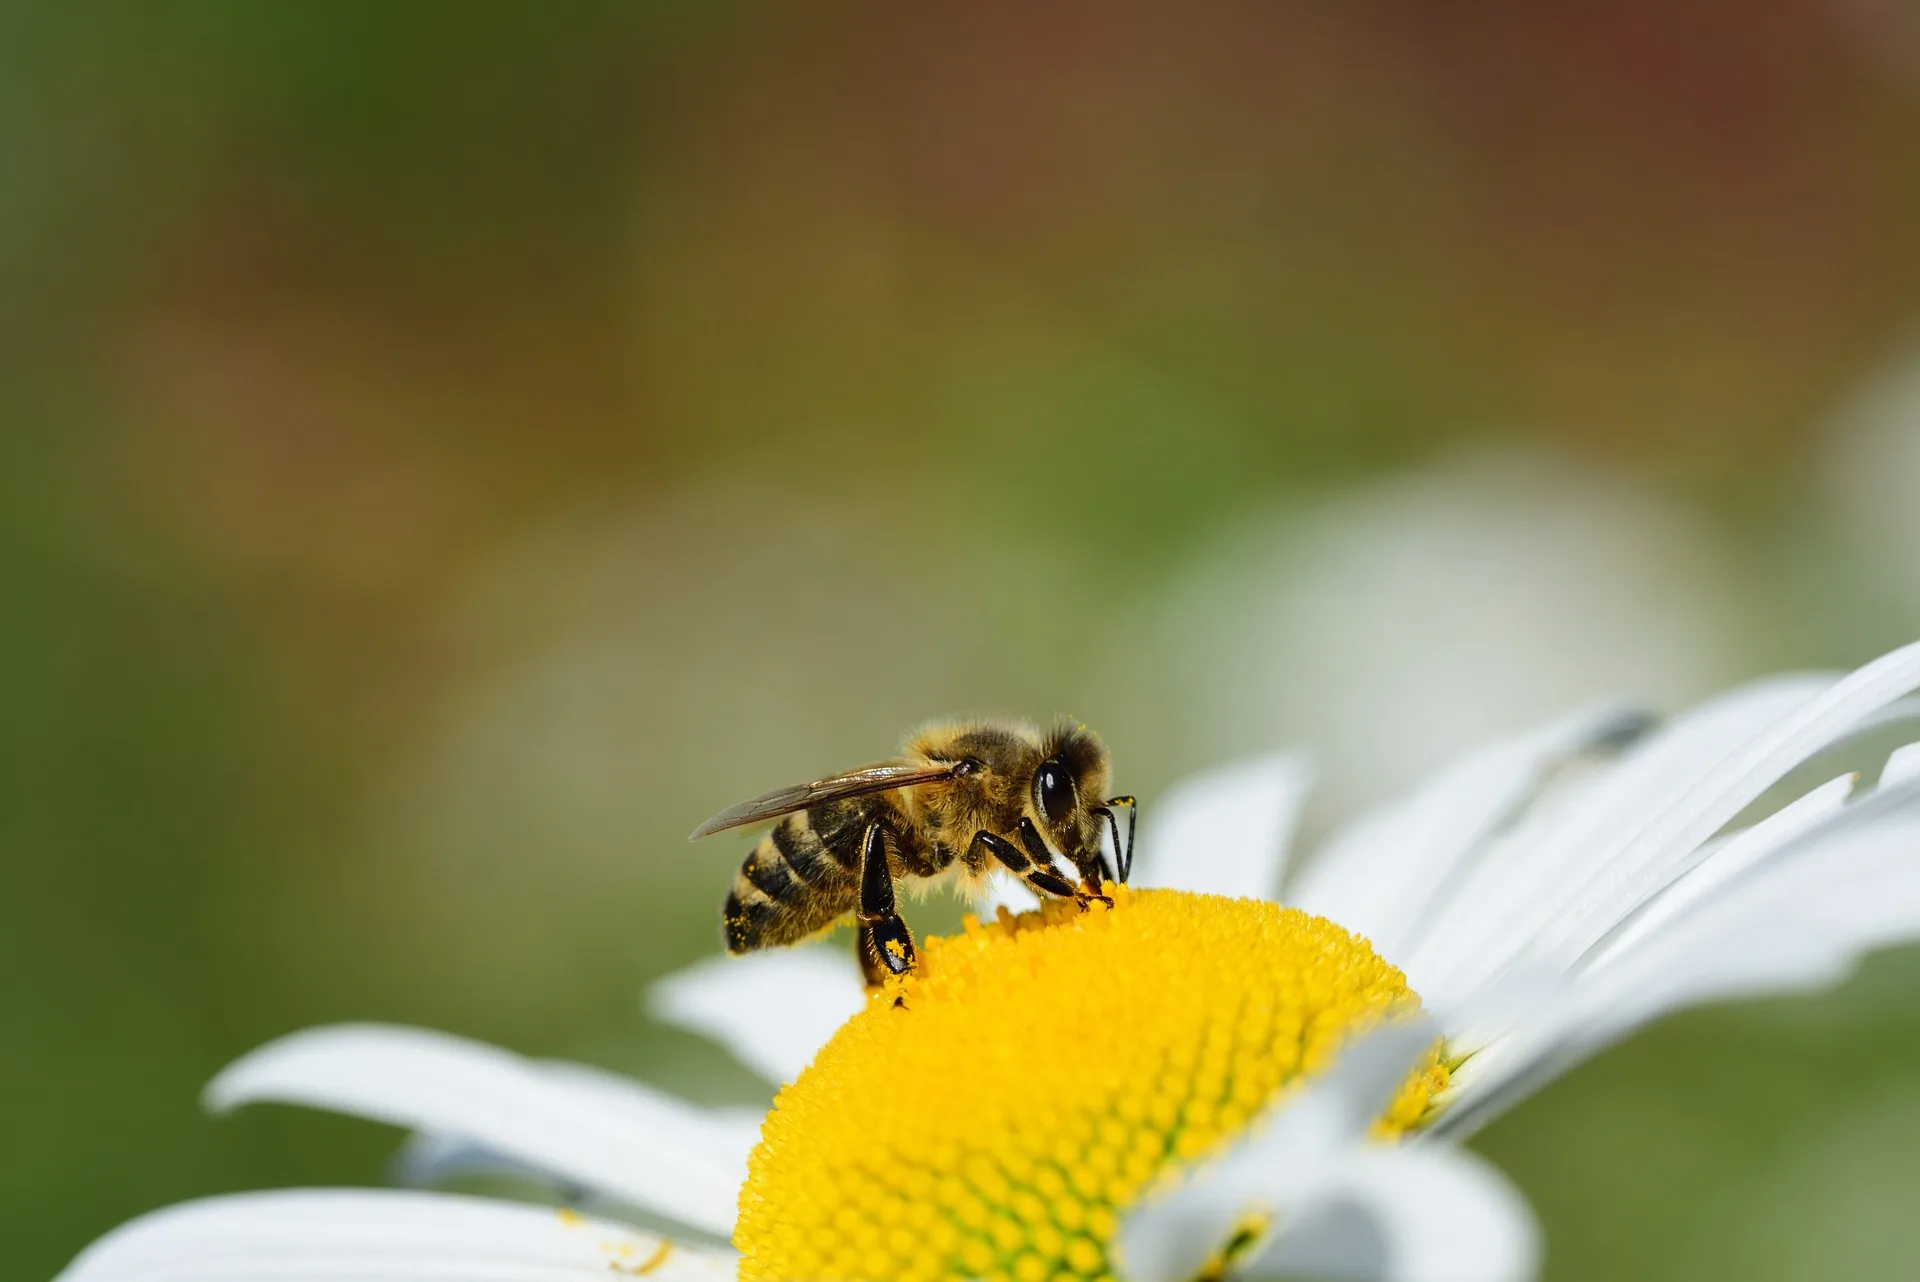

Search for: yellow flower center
xmin=734 ymin=887 xmax=1446 ymax=1282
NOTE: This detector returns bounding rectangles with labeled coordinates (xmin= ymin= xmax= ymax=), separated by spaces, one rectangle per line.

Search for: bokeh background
xmin=10 ymin=5 xmax=1920 ymax=1278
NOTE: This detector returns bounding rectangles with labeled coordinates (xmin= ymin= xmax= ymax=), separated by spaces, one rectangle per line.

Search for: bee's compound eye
xmin=1037 ymin=760 xmax=1076 ymax=824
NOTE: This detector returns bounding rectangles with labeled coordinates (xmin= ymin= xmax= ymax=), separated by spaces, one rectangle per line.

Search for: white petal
xmin=1882 ymin=741 xmax=1920 ymax=788
xmin=1542 ymin=641 xmax=1920 ymax=964
xmin=1582 ymin=773 xmax=1857 ymax=971
xmin=394 ymin=1133 xmax=563 ymax=1191
xmin=1245 ymin=1146 xmax=1539 ymax=1282
xmin=394 ymin=1067 xmax=764 ymax=1197
xmin=1438 ymin=785 xmax=1920 ymax=1135
xmin=648 ymin=946 xmax=866 ymax=1085
xmin=1407 ymin=673 xmax=1835 ymax=1007
xmin=972 ymin=869 xmax=1039 ymax=918
xmin=1119 ymin=1019 xmax=1440 ymax=1281
xmin=1289 ymin=705 xmax=1649 ymax=963
xmin=531 ymin=1060 xmax=764 ymax=1150
xmin=1273 ymin=1017 xmax=1449 ymax=1150
xmin=1609 ymin=783 xmax=1920 ymax=1012
xmin=205 ymin=1026 xmax=745 ymax=1237
xmin=56 ymin=1188 xmax=736 ymax=1282
xmin=1128 ymin=753 xmax=1314 ymax=900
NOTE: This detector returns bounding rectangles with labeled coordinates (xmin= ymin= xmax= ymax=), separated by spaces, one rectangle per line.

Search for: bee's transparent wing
xmin=687 ymin=762 xmax=959 ymax=841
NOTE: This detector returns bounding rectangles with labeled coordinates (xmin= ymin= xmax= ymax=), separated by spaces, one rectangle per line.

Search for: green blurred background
xmin=9 ymin=5 xmax=1920 ymax=1278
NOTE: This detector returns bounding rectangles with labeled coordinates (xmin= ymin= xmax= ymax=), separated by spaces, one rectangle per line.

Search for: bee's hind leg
xmin=857 ymin=920 xmax=915 ymax=990
xmin=856 ymin=819 xmax=917 ymax=985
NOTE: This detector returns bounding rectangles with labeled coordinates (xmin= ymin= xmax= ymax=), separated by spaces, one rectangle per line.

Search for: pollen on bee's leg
xmin=734 ymin=887 xmax=1446 ymax=1282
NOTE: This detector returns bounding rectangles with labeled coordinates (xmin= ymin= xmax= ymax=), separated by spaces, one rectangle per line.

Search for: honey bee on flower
xmin=689 ymin=718 xmax=1135 ymax=984
xmin=62 ymin=638 xmax=1920 ymax=1282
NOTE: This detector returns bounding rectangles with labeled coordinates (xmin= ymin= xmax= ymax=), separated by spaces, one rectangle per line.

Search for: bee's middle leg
xmin=856 ymin=819 xmax=917 ymax=985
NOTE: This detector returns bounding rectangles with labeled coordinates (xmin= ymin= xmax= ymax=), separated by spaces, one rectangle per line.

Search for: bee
xmin=689 ymin=719 xmax=1136 ymax=985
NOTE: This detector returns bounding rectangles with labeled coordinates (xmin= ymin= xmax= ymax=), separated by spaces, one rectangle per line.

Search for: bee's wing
xmin=687 ymin=761 xmax=960 ymax=841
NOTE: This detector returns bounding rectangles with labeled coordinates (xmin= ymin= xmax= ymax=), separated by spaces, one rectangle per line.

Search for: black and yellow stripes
xmin=724 ymin=809 xmax=863 ymax=953
xmin=771 ymin=813 xmax=849 ymax=887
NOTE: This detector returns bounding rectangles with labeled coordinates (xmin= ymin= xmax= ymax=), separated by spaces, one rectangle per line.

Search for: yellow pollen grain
xmin=734 ymin=888 xmax=1444 ymax=1282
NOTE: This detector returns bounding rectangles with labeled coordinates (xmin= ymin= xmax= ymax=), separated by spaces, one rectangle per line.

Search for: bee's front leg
xmin=856 ymin=820 xmax=917 ymax=985
xmin=1094 ymin=795 xmax=1137 ymax=884
xmin=970 ymin=826 xmax=1111 ymax=909
xmin=1018 ymin=818 xmax=1114 ymax=907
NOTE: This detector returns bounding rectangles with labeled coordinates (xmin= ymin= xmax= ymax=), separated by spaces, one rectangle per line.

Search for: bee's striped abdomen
xmin=723 ymin=810 xmax=860 ymax=953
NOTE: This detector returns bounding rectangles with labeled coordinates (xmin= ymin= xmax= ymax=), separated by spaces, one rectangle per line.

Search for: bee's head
xmin=1030 ymin=721 xmax=1115 ymax=885
xmin=909 ymin=718 xmax=1122 ymax=885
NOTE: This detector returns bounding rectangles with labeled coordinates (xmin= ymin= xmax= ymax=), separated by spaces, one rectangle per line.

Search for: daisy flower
xmin=59 ymin=638 xmax=1920 ymax=1282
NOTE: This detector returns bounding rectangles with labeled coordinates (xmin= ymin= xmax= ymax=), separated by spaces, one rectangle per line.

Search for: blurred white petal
xmin=1613 ymin=784 xmax=1920 ymax=1015
xmin=1121 ymin=1019 xmax=1535 ymax=1282
xmin=1118 ymin=1020 xmax=1433 ymax=1282
xmin=1439 ymin=786 xmax=1920 ymax=1134
xmin=1245 ymin=1146 xmax=1538 ymax=1282
xmin=55 ymin=1189 xmax=736 ymax=1282
xmin=1583 ymin=773 xmax=1857 ymax=971
xmin=648 ymin=945 xmax=866 ymax=1085
xmin=1128 ymin=753 xmax=1314 ymax=900
xmin=1407 ymin=673 xmax=1834 ymax=1007
xmin=393 ymin=1064 xmax=762 ymax=1198
xmin=394 ymin=1132 xmax=568 ymax=1192
xmin=1882 ymin=741 xmax=1920 ymax=788
xmin=206 ymin=1025 xmax=745 ymax=1236
xmin=1290 ymin=704 xmax=1650 ymax=964
xmin=1537 ymin=641 xmax=1920 ymax=965
xmin=973 ymin=869 xmax=1039 ymax=917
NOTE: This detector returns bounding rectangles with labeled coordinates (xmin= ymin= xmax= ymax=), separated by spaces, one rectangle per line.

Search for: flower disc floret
xmin=735 ymin=887 xmax=1446 ymax=1281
